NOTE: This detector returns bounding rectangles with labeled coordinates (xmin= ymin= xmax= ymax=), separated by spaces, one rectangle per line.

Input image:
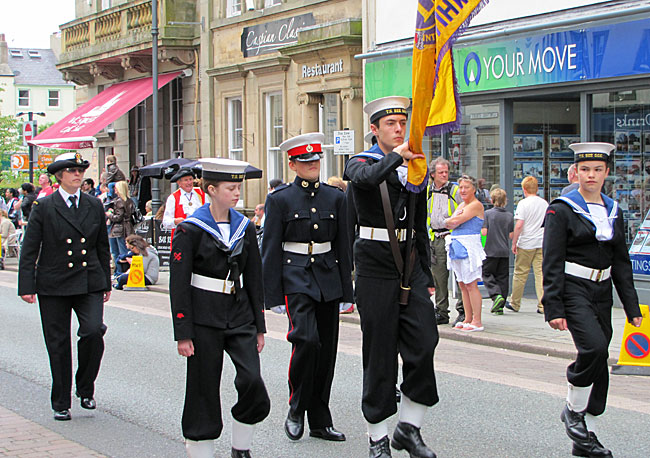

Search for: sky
xmin=0 ymin=0 xmax=76 ymax=49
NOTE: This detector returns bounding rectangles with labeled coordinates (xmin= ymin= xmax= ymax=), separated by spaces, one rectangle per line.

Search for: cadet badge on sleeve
xmin=172 ymin=250 xmax=183 ymax=263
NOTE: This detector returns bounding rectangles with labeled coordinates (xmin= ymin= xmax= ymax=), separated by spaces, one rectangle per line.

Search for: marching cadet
xmin=542 ymin=142 xmax=642 ymax=458
xmin=18 ymin=152 xmax=112 ymax=421
xmin=170 ymin=158 xmax=270 ymax=458
xmin=344 ymin=96 xmax=438 ymax=458
xmin=262 ymin=132 xmax=353 ymax=443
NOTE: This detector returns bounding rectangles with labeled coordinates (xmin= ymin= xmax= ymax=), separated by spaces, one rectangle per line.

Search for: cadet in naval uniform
xmin=170 ymin=158 xmax=269 ymax=458
xmin=262 ymin=132 xmax=353 ymax=443
xmin=344 ymin=96 xmax=438 ymax=458
xmin=542 ymin=142 xmax=642 ymax=458
xmin=18 ymin=152 xmax=112 ymax=421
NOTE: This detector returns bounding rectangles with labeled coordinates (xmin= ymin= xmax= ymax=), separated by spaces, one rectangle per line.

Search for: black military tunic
xmin=170 ymin=204 xmax=270 ymax=441
xmin=344 ymin=144 xmax=439 ymax=424
xmin=18 ymin=191 xmax=111 ymax=411
xmin=543 ymin=189 xmax=641 ymax=416
xmin=262 ymin=176 xmax=353 ymax=429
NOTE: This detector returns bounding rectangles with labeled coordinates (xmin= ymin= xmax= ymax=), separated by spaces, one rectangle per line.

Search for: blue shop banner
xmin=455 ymin=18 xmax=650 ymax=93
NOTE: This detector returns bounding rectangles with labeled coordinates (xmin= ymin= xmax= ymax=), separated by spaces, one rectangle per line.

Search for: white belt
xmin=565 ymin=261 xmax=611 ymax=282
xmin=191 ymin=273 xmax=235 ymax=294
xmin=283 ymin=241 xmax=332 ymax=255
xmin=359 ymin=226 xmax=412 ymax=242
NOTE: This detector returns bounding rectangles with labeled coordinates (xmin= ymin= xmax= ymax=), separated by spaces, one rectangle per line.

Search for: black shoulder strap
xmin=379 ymin=181 xmax=403 ymax=276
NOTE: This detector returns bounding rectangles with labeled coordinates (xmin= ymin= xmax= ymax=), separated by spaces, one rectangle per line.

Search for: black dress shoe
xmin=284 ymin=411 xmax=304 ymax=441
xmin=76 ymin=392 xmax=96 ymax=410
xmin=572 ymin=433 xmax=613 ymax=457
xmin=231 ymin=448 xmax=252 ymax=458
xmin=53 ymin=409 xmax=71 ymax=421
xmin=435 ymin=312 xmax=449 ymax=325
xmin=310 ymin=426 xmax=346 ymax=441
xmin=391 ymin=422 xmax=436 ymax=458
xmin=561 ymin=405 xmax=589 ymax=443
xmin=369 ymin=436 xmax=392 ymax=458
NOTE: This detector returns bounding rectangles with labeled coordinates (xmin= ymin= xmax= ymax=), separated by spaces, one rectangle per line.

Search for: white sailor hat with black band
xmin=47 ymin=152 xmax=90 ymax=174
xmin=199 ymin=158 xmax=252 ymax=182
xmin=569 ymin=142 xmax=614 ymax=163
xmin=280 ymin=132 xmax=324 ymax=162
xmin=364 ymin=131 xmax=375 ymax=145
xmin=364 ymin=96 xmax=410 ymax=125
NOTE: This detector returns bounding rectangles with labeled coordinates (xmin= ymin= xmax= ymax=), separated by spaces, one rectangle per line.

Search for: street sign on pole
xmin=333 ymin=130 xmax=355 ymax=155
xmin=23 ymin=121 xmax=35 ymax=146
xmin=11 ymin=153 xmax=29 ymax=170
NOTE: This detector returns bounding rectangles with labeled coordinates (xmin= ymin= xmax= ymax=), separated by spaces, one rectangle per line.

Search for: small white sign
xmin=23 ymin=121 xmax=35 ymax=146
xmin=333 ymin=130 xmax=354 ymax=155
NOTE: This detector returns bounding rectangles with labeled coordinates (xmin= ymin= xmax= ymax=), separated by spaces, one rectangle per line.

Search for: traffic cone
xmin=611 ymin=304 xmax=650 ymax=376
xmin=123 ymin=255 xmax=148 ymax=291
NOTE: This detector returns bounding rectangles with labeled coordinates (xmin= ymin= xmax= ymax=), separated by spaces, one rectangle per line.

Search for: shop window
xmin=266 ymin=92 xmax=283 ymax=182
xmin=228 ymin=97 xmax=243 ymax=161
xmin=18 ymin=89 xmax=29 ymax=107
xmin=511 ymin=99 xmax=580 ymax=205
xmin=444 ymin=103 xmax=501 ymax=199
xmin=101 ymin=0 xmax=112 ymax=10
xmin=135 ymin=100 xmax=147 ymax=157
xmin=319 ymin=93 xmax=340 ymax=180
xmin=592 ymin=88 xmax=650 ymax=244
xmin=48 ymin=90 xmax=60 ymax=107
xmin=170 ymin=79 xmax=183 ymax=156
xmin=265 ymin=0 xmax=281 ymax=7
xmin=227 ymin=0 xmax=242 ymax=17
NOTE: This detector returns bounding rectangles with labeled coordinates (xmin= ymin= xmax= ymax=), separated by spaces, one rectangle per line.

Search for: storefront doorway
xmin=512 ymin=95 xmax=581 ymax=204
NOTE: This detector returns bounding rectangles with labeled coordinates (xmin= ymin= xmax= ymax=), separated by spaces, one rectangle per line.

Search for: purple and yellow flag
xmin=407 ymin=0 xmax=488 ymax=193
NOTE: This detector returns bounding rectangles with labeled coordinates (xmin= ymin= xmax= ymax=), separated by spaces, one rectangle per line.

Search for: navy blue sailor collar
xmin=557 ymin=189 xmax=618 ymax=229
xmin=352 ymin=143 xmax=386 ymax=161
xmin=184 ymin=203 xmax=250 ymax=250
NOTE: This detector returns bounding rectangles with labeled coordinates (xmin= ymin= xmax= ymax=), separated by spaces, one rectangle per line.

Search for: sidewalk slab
xmin=0 ymin=405 xmax=105 ymax=457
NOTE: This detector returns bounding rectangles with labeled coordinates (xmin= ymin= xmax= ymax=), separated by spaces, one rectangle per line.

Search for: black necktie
xmin=69 ymin=195 xmax=78 ymax=210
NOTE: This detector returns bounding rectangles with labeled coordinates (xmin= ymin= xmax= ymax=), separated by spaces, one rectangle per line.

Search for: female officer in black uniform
xmin=542 ymin=142 xmax=642 ymax=458
xmin=170 ymin=158 xmax=270 ymax=458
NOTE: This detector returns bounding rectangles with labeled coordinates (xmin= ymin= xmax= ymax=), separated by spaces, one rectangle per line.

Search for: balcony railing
xmin=59 ymin=0 xmax=196 ymax=64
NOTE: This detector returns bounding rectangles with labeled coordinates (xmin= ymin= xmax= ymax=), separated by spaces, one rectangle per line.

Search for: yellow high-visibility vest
xmin=426 ymin=182 xmax=459 ymax=240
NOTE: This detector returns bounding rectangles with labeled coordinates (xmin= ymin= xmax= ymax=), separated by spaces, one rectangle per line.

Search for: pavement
xmin=0 ymin=257 xmax=639 ymax=456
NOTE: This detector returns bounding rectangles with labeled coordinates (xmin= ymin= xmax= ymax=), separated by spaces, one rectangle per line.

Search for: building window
xmin=319 ymin=93 xmax=340 ymax=180
xmin=227 ymin=0 xmax=242 ymax=17
xmin=266 ymin=92 xmax=283 ymax=182
xmin=48 ymin=90 xmax=60 ymax=107
xmin=18 ymin=89 xmax=29 ymax=107
xmin=170 ymin=78 xmax=183 ymax=156
xmin=228 ymin=97 xmax=243 ymax=161
xmin=101 ymin=0 xmax=112 ymax=10
xmin=264 ymin=0 xmax=281 ymax=7
xmin=136 ymin=100 xmax=146 ymax=156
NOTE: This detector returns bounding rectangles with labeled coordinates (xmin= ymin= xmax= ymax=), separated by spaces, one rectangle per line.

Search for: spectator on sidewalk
xmin=106 ymin=181 xmax=135 ymax=276
xmin=268 ymin=178 xmax=283 ymax=193
xmin=0 ymin=209 xmax=16 ymax=269
xmin=36 ymin=174 xmax=54 ymax=199
xmin=82 ymin=178 xmax=96 ymax=196
xmin=445 ymin=175 xmax=486 ymax=332
xmin=162 ymin=168 xmax=205 ymax=243
xmin=561 ymin=163 xmax=579 ymax=196
xmin=427 ymin=157 xmax=464 ymax=326
xmin=475 ymin=177 xmax=492 ymax=209
xmin=113 ymin=234 xmax=159 ymax=290
xmin=104 ymin=155 xmax=126 ymax=184
xmin=19 ymin=183 xmax=36 ymax=226
xmin=510 ymin=176 xmax=548 ymax=314
xmin=5 ymin=188 xmax=20 ymax=228
xmin=481 ymin=188 xmax=514 ymax=315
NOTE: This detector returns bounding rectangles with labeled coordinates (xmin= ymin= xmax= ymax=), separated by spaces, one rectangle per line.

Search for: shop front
xmin=363 ymin=11 xmax=650 ymax=301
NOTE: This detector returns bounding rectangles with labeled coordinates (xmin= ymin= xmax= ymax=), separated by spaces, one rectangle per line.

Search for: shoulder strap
xmin=379 ymin=181 xmax=403 ymax=276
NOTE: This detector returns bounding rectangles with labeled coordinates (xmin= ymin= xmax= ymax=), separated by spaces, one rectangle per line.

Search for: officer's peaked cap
xmin=47 ymin=152 xmax=90 ymax=175
xmin=280 ymin=132 xmax=324 ymax=162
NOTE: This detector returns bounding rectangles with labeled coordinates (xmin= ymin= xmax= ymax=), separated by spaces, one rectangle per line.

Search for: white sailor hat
xmin=47 ymin=152 xmax=90 ymax=174
xmin=364 ymin=96 xmax=410 ymax=125
xmin=199 ymin=158 xmax=254 ymax=182
xmin=569 ymin=142 xmax=614 ymax=163
xmin=364 ymin=131 xmax=376 ymax=145
xmin=279 ymin=132 xmax=324 ymax=162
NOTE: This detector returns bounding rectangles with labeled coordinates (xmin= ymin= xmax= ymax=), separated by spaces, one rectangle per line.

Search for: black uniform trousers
xmin=285 ymin=293 xmax=339 ymax=429
xmin=182 ymin=323 xmax=270 ymax=441
xmin=482 ymin=257 xmax=510 ymax=300
xmin=37 ymin=292 xmax=106 ymax=411
xmin=356 ymin=268 xmax=439 ymax=424
xmin=563 ymin=276 xmax=613 ymax=416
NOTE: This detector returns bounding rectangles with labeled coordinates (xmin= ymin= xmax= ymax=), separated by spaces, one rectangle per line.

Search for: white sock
xmin=584 ymin=413 xmax=599 ymax=434
xmin=185 ymin=439 xmax=214 ymax=458
xmin=567 ymin=383 xmax=592 ymax=412
xmin=367 ymin=420 xmax=388 ymax=442
xmin=231 ymin=418 xmax=254 ymax=451
xmin=399 ymin=394 xmax=427 ymax=428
